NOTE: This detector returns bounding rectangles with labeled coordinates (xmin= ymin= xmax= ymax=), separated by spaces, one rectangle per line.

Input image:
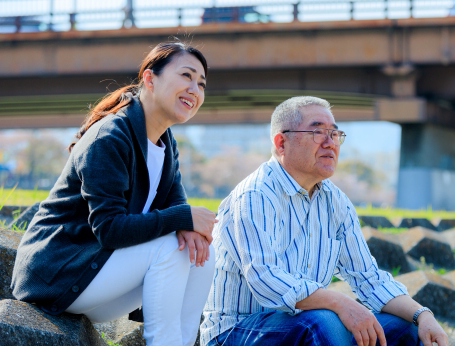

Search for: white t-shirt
xmin=142 ymin=139 xmax=166 ymax=214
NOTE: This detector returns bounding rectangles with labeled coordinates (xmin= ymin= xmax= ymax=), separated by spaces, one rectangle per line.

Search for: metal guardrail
xmin=0 ymin=0 xmax=454 ymax=33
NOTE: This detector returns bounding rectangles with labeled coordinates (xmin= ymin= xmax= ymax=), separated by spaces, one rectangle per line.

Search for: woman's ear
xmin=142 ymin=69 xmax=154 ymax=90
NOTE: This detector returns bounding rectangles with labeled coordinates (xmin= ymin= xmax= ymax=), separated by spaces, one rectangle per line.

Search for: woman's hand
xmin=177 ymin=230 xmax=210 ymax=267
xmin=190 ymin=206 xmax=217 ymax=244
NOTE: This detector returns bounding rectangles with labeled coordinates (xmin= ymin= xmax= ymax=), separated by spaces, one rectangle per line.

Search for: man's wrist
xmin=413 ymin=307 xmax=434 ymax=326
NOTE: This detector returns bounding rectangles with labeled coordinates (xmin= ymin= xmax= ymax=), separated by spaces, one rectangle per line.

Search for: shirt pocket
xmin=318 ymin=238 xmax=342 ymax=286
xmin=26 ymin=225 xmax=84 ymax=284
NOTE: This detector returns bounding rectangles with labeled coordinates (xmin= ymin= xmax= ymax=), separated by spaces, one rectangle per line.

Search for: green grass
xmin=356 ymin=204 xmax=455 ymax=220
xmin=187 ymin=198 xmax=222 ymax=212
xmin=377 ymin=227 xmax=409 ymax=234
xmin=3 ymin=190 xmax=455 ymax=219
xmin=0 ymin=188 xmax=49 ymax=207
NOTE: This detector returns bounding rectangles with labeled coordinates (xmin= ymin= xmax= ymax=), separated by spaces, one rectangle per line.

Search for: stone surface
xmin=0 ymin=228 xmax=21 ymax=299
xmin=94 ymin=315 xmax=145 ymax=346
xmin=442 ymin=270 xmax=455 ymax=287
xmin=397 ymin=227 xmax=455 ymax=269
xmin=438 ymin=220 xmax=455 ymax=232
xmin=0 ymin=299 xmax=107 ymax=346
xmin=395 ymin=271 xmax=455 ymax=320
xmin=362 ymin=227 xmax=412 ymax=273
xmin=444 ymin=229 xmax=455 ymax=250
xmin=0 ymin=206 xmax=27 ymax=227
xmin=398 ymin=218 xmax=437 ymax=231
xmin=358 ymin=216 xmax=394 ymax=229
xmin=7 ymin=202 xmax=39 ymax=230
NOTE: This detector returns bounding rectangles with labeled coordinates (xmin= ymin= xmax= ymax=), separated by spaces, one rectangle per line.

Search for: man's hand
xmin=296 ymin=289 xmax=386 ymax=346
xmin=190 ymin=206 xmax=217 ymax=244
xmin=336 ymin=298 xmax=386 ymax=346
xmin=176 ymin=230 xmax=210 ymax=267
xmin=417 ymin=311 xmax=448 ymax=346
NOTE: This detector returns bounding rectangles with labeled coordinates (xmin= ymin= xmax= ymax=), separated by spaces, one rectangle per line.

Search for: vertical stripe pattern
xmin=201 ymin=157 xmax=408 ymax=345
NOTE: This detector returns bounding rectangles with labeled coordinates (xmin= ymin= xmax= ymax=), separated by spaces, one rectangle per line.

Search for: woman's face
xmin=149 ymin=53 xmax=206 ymax=125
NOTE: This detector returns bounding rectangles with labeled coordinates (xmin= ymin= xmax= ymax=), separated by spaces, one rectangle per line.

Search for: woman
xmin=11 ymin=42 xmax=217 ymax=346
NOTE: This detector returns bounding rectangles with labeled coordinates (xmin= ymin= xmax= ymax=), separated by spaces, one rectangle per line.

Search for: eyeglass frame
xmin=282 ymin=128 xmax=346 ymax=145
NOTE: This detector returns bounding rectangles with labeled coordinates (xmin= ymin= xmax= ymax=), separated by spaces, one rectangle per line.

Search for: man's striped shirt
xmin=201 ymin=157 xmax=408 ymax=345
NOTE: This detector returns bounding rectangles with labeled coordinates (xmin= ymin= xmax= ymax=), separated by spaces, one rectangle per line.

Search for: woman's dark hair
xmin=69 ymin=42 xmax=208 ymax=152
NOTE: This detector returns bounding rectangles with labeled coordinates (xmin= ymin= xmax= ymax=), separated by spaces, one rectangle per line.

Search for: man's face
xmin=282 ymin=105 xmax=340 ymax=184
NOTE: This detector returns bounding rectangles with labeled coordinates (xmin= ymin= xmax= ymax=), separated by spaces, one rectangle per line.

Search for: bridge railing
xmin=0 ymin=0 xmax=454 ymax=33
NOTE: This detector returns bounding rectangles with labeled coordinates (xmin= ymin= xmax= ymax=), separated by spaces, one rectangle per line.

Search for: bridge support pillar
xmin=397 ymin=124 xmax=455 ymax=210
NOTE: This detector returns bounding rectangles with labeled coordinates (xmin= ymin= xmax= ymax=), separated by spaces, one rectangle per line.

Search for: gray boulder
xmin=398 ymin=218 xmax=437 ymax=231
xmin=362 ymin=227 xmax=412 ymax=274
xmin=397 ymin=227 xmax=455 ymax=269
xmin=358 ymin=216 xmax=394 ymax=229
xmin=0 ymin=228 xmax=21 ymax=299
xmin=0 ymin=299 xmax=107 ymax=346
xmin=94 ymin=315 xmax=145 ymax=346
xmin=395 ymin=271 xmax=455 ymax=320
xmin=438 ymin=219 xmax=455 ymax=232
xmin=7 ymin=202 xmax=40 ymax=231
xmin=0 ymin=206 xmax=27 ymax=226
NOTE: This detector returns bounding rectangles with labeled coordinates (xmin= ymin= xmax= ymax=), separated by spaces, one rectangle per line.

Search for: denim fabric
xmin=207 ymin=310 xmax=421 ymax=346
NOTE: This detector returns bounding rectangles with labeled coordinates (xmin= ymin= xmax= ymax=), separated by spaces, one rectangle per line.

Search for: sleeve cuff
xmin=159 ymin=204 xmax=194 ymax=233
xmin=366 ymin=280 xmax=409 ymax=313
xmin=283 ymin=280 xmax=324 ymax=315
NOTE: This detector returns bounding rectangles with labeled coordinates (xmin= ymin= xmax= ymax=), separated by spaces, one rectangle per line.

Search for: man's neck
xmin=276 ymin=156 xmax=321 ymax=198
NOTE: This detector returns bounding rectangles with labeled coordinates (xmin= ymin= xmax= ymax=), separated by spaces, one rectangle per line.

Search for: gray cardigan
xmin=11 ymin=94 xmax=194 ymax=314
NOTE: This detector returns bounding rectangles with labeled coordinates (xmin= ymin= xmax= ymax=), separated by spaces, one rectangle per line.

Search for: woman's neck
xmin=139 ymin=91 xmax=170 ymax=145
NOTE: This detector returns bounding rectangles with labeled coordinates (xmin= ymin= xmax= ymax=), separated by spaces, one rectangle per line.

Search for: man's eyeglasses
xmin=282 ymin=128 xmax=346 ymax=146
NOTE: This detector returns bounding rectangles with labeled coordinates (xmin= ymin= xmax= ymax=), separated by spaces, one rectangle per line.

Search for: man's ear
xmin=274 ymin=133 xmax=286 ymax=156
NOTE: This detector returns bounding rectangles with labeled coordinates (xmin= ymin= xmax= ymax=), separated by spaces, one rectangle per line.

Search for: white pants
xmin=66 ymin=232 xmax=215 ymax=346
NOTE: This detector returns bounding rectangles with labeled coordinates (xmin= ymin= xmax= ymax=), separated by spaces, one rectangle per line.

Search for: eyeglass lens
xmin=313 ymin=129 xmax=345 ymax=145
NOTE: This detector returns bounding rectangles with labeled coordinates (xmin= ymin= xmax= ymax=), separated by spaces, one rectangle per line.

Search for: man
xmin=201 ymin=96 xmax=448 ymax=346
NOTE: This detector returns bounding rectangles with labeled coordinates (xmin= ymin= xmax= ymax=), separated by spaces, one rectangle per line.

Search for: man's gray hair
xmin=270 ymin=96 xmax=332 ymax=157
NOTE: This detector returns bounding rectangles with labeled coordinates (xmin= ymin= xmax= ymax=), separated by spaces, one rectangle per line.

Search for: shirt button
xmin=309 ymin=233 xmax=312 ymax=237
xmin=51 ymin=305 xmax=57 ymax=312
xmin=72 ymin=285 xmax=79 ymax=293
xmin=91 ymin=262 xmax=98 ymax=269
xmin=308 ymin=264 xmax=311 ymax=268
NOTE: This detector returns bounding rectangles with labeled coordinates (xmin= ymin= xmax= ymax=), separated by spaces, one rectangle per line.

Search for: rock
xmin=0 ymin=206 xmax=27 ymax=227
xmin=444 ymin=228 xmax=455 ymax=250
xmin=94 ymin=315 xmax=145 ymax=346
xmin=438 ymin=220 xmax=455 ymax=232
xmin=395 ymin=271 xmax=455 ymax=320
xmin=0 ymin=228 xmax=21 ymax=299
xmin=358 ymin=216 xmax=394 ymax=229
xmin=0 ymin=299 xmax=107 ymax=346
xmin=397 ymin=227 xmax=455 ymax=269
xmin=442 ymin=270 xmax=455 ymax=287
xmin=362 ymin=227 xmax=412 ymax=274
xmin=7 ymin=202 xmax=40 ymax=231
xmin=398 ymin=218 xmax=437 ymax=231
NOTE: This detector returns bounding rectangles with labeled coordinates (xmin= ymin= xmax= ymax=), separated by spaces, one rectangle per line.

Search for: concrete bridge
xmin=1 ymin=14 xmax=455 ymax=210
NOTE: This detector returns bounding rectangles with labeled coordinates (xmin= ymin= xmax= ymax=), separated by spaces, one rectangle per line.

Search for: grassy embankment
xmin=3 ymin=188 xmax=455 ymax=219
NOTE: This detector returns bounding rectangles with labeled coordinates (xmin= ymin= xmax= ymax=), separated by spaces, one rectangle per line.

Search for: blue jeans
xmin=207 ymin=310 xmax=421 ymax=346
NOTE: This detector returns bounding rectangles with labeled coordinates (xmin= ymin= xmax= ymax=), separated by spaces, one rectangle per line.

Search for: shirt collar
xmin=268 ymin=156 xmax=330 ymax=196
